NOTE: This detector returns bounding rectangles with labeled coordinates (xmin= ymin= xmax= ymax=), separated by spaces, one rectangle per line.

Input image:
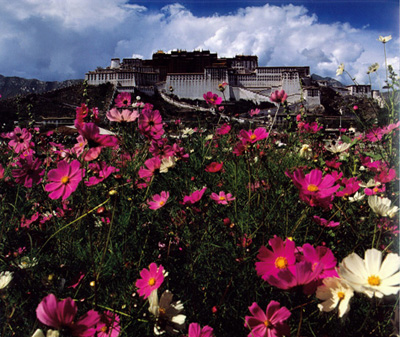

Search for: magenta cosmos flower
xmin=135 ymin=262 xmax=165 ymax=299
xmin=270 ymin=90 xmax=288 ymax=104
xmin=12 ymin=155 xmax=44 ymax=188
xmin=138 ymin=156 xmax=162 ymax=179
xmin=106 ymin=108 xmax=139 ymax=123
xmin=148 ymin=191 xmax=169 ymax=210
xmin=292 ymin=168 xmax=339 ymax=208
xmin=203 ymin=92 xmax=222 ymax=106
xmin=188 ymin=322 xmax=214 ymax=337
xmin=245 ymin=301 xmax=291 ymax=337
xmin=45 ymin=160 xmax=84 ymax=200
xmin=210 ymin=191 xmax=235 ymax=205
xmin=205 ymin=162 xmax=223 ymax=173
xmin=301 ymin=243 xmax=339 ymax=280
xmin=114 ymin=92 xmax=131 ymax=108
xmin=239 ymin=128 xmax=268 ymax=144
xmin=183 ymin=187 xmax=207 ymax=205
xmin=8 ymin=127 xmax=32 ymax=153
xmin=255 ymin=236 xmax=296 ymax=280
xmin=36 ymin=293 xmax=101 ymax=336
xmin=138 ymin=106 xmax=164 ymax=140
xmin=77 ymin=123 xmax=119 ymax=161
xmin=96 ymin=311 xmax=120 ymax=337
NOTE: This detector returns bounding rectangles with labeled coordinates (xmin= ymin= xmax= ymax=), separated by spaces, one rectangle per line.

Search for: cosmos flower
xmin=239 ymin=128 xmax=268 ymax=144
xmin=96 ymin=311 xmax=121 ymax=337
xmin=368 ymin=195 xmax=399 ymax=218
xmin=203 ymin=92 xmax=222 ymax=106
xmin=136 ymin=263 xmax=165 ymax=299
xmin=325 ymin=140 xmax=351 ymax=154
xmin=270 ymin=90 xmax=287 ymax=104
xmin=106 ymin=108 xmax=139 ymax=122
xmin=36 ymin=293 xmax=101 ymax=336
xmin=316 ymin=277 xmax=354 ymax=318
xmin=0 ymin=271 xmax=13 ymax=289
xmin=45 ymin=160 xmax=84 ymax=200
xmin=12 ymin=155 xmax=45 ymax=188
xmin=378 ymin=35 xmax=392 ymax=43
xmin=138 ymin=107 xmax=164 ymax=140
xmin=183 ymin=187 xmax=207 ymax=205
xmin=148 ymin=290 xmax=186 ymax=335
xmin=338 ymin=248 xmax=400 ymax=298
xmin=114 ymin=92 xmax=131 ymax=107
xmin=255 ymin=236 xmax=296 ymax=280
xmin=8 ymin=127 xmax=32 ymax=153
xmin=299 ymin=144 xmax=313 ymax=160
xmin=216 ymin=123 xmax=231 ymax=135
xmin=188 ymin=323 xmax=214 ymax=337
xmin=312 ymin=216 xmax=340 ymax=228
xmin=205 ymin=162 xmax=223 ymax=173
xmin=210 ymin=191 xmax=235 ymax=205
xmin=301 ymin=243 xmax=339 ymax=279
xmin=245 ymin=301 xmax=291 ymax=337
xmin=147 ymin=191 xmax=169 ymax=210
xmin=138 ymin=156 xmax=162 ymax=179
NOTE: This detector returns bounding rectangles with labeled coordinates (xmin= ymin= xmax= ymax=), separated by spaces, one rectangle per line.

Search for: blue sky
xmin=0 ymin=0 xmax=398 ymax=89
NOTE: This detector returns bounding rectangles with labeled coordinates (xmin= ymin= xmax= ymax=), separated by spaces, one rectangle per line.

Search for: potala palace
xmin=85 ymin=50 xmax=374 ymax=107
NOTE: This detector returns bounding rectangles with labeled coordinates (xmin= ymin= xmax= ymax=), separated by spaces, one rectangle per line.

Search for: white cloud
xmin=0 ymin=0 xmax=398 ymax=90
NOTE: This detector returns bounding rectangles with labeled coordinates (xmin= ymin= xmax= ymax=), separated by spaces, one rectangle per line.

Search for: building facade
xmin=85 ymin=50 xmax=321 ymax=106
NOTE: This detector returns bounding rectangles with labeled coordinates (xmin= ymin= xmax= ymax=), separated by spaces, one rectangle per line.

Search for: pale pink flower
xmin=106 ymin=108 xmax=139 ymax=122
xmin=210 ymin=191 xmax=235 ymax=205
xmin=270 ymin=90 xmax=288 ymax=104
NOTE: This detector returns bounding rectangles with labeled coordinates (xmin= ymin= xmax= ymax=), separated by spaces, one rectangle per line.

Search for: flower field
xmin=0 ymin=74 xmax=399 ymax=337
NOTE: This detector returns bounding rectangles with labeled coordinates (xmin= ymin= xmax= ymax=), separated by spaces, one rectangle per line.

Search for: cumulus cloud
xmin=0 ymin=0 xmax=398 ymax=89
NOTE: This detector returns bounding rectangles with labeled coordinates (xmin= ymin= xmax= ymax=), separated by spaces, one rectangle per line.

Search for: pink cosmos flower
xmin=36 ymin=293 xmax=101 ymax=336
xmin=0 ymin=163 xmax=4 ymax=179
xmin=336 ymin=177 xmax=360 ymax=197
xmin=203 ymin=92 xmax=222 ymax=106
xmin=266 ymin=260 xmax=324 ymax=294
xmin=364 ymin=184 xmax=385 ymax=196
xmin=301 ymin=243 xmax=339 ymax=279
xmin=216 ymin=123 xmax=231 ymax=135
xmin=205 ymin=162 xmax=223 ymax=173
xmin=148 ymin=191 xmax=169 ymax=210
xmin=239 ymin=128 xmax=268 ymax=144
xmin=249 ymin=108 xmax=261 ymax=117
xmin=85 ymin=162 xmax=118 ymax=187
xmin=255 ymin=237 xmax=296 ymax=280
xmin=210 ymin=191 xmax=235 ymax=205
xmin=298 ymin=122 xmax=323 ymax=134
xmin=183 ymin=187 xmax=207 ymax=205
xmin=12 ymin=155 xmax=44 ymax=188
xmin=114 ymin=92 xmax=131 ymax=108
xmin=45 ymin=160 xmax=85 ymax=200
xmin=106 ymin=108 xmax=139 ymax=123
xmin=8 ymin=127 xmax=32 ymax=153
xmin=138 ymin=156 xmax=161 ymax=179
xmin=75 ymin=103 xmax=89 ymax=127
xmin=149 ymin=139 xmax=174 ymax=159
xmin=270 ymin=90 xmax=288 ymax=104
xmin=77 ymin=123 xmax=119 ymax=161
xmin=138 ymin=106 xmax=164 ymax=140
xmin=135 ymin=262 xmax=165 ymax=299
xmin=312 ymin=216 xmax=340 ymax=228
xmin=292 ymin=168 xmax=339 ymax=209
xmin=96 ymin=311 xmax=121 ymax=337
xmin=245 ymin=301 xmax=291 ymax=337
xmin=188 ymin=323 xmax=214 ymax=337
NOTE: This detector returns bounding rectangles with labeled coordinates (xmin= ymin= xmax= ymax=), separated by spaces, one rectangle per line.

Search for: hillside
xmin=0 ymin=74 xmax=83 ymax=99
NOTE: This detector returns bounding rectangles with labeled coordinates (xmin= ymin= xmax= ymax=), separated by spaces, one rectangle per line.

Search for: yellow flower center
xmin=264 ymin=320 xmax=271 ymax=328
xmin=307 ymin=184 xmax=319 ymax=192
xmin=250 ymin=134 xmax=257 ymax=140
xmin=100 ymin=326 xmax=108 ymax=333
xmin=159 ymin=307 xmax=166 ymax=315
xmin=337 ymin=291 xmax=345 ymax=300
xmin=219 ymin=196 xmax=226 ymax=201
xmin=275 ymin=256 xmax=288 ymax=269
xmin=61 ymin=176 xmax=70 ymax=184
xmin=368 ymin=275 xmax=381 ymax=286
xmin=159 ymin=201 xmax=165 ymax=206
xmin=148 ymin=277 xmax=156 ymax=286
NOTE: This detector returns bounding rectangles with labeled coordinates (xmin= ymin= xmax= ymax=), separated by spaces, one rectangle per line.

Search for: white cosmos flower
xmin=338 ymin=248 xmax=400 ymax=298
xmin=148 ymin=290 xmax=186 ymax=335
xmin=368 ymin=195 xmax=399 ymax=218
xmin=325 ymin=140 xmax=351 ymax=153
xmin=378 ymin=35 xmax=392 ymax=43
xmin=360 ymin=179 xmax=380 ymax=188
xmin=0 ymin=271 xmax=13 ymax=289
xmin=336 ymin=63 xmax=345 ymax=76
xmin=299 ymin=144 xmax=313 ymax=160
xmin=17 ymin=256 xmax=38 ymax=269
xmin=348 ymin=191 xmax=365 ymax=203
xmin=160 ymin=156 xmax=177 ymax=173
xmin=316 ymin=277 xmax=354 ymax=318
xmin=31 ymin=330 xmax=59 ymax=337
